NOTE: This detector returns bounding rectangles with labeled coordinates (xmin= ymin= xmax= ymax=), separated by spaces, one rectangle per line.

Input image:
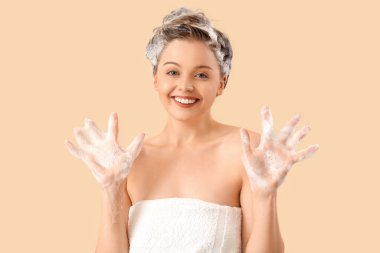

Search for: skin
xmin=64 ymin=38 xmax=319 ymax=253
xmin=64 ymin=113 xmax=145 ymax=191
xmin=240 ymin=107 xmax=319 ymax=194
xmin=127 ymin=38 xmax=243 ymax=207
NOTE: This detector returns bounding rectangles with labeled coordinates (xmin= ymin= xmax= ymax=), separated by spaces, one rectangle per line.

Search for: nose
xmin=177 ymin=80 xmax=194 ymax=92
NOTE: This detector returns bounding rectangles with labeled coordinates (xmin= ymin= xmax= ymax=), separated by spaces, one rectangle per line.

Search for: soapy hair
xmin=145 ymin=7 xmax=233 ymax=88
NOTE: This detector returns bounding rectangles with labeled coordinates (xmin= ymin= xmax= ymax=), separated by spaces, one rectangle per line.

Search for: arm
xmin=240 ymin=106 xmax=319 ymax=253
xmin=64 ymin=112 xmax=145 ymax=253
xmin=240 ymin=154 xmax=284 ymax=253
xmin=95 ymin=182 xmax=130 ymax=253
xmin=245 ymin=191 xmax=284 ymax=253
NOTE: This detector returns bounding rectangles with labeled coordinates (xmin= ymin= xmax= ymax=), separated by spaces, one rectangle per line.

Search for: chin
xmin=169 ymin=113 xmax=196 ymax=121
xmin=165 ymin=110 xmax=200 ymax=121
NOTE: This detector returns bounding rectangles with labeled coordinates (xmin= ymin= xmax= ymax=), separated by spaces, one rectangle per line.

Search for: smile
xmin=171 ymin=96 xmax=200 ymax=108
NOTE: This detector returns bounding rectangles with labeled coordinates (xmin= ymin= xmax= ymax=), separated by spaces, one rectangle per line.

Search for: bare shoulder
xmin=219 ymin=125 xmax=261 ymax=251
xmin=125 ymin=136 xmax=153 ymax=188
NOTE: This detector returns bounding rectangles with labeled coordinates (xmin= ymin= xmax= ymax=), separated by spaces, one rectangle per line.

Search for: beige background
xmin=1 ymin=0 xmax=379 ymax=252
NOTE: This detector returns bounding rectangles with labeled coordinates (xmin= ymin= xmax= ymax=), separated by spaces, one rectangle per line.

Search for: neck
xmin=161 ymin=113 xmax=220 ymax=147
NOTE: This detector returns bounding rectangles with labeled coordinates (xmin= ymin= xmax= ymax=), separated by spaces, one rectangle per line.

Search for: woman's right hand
xmin=64 ymin=112 xmax=145 ymax=191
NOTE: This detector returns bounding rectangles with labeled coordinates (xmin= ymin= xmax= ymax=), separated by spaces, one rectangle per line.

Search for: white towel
xmin=128 ymin=197 xmax=242 ymax=253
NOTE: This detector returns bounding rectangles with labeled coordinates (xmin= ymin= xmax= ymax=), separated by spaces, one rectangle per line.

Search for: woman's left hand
xmin=240 ymin=105 xmax=320 ymax=194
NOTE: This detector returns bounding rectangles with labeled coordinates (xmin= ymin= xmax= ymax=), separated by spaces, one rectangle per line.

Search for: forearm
xmin=95 ymin=185 xmax=129 ymax=253
xmin=245 ymin=191 xmax=284 ymax=253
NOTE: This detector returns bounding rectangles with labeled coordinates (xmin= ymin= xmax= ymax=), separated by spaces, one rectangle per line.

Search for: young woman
xmin=64 ymin=7 xmax=319 ymax=253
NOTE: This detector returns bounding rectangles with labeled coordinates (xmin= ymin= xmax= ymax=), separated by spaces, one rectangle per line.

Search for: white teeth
xmin=174 ymin=97 xmax=197 ymax=104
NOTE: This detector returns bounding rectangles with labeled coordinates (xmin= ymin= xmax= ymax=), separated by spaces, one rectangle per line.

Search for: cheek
xmin=156 ymin=80 xmax=172 ymax=93
xmin=199 ymin=83 xmax=219 ymax=96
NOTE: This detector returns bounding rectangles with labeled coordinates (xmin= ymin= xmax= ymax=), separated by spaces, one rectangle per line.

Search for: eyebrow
xmin=163 ymin=61 xmax=213 ymax=71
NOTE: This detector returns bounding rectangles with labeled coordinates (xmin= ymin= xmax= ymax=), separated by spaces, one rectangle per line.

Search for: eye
xmin=166 ymin=70 xmax=178 ymax=76
xmin=196 ymin=73 xmax=208 ymax=79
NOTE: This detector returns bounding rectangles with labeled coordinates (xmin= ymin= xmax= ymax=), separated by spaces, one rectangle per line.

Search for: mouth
xmin=171 ymin=96 xmax=200 ymax=108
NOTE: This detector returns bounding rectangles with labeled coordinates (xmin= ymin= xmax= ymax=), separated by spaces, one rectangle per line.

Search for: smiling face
xmin=154 ymin=39 xmax=227 ymax=121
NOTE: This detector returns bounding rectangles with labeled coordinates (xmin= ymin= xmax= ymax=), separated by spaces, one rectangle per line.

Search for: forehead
xmin=159 ymin=39 xmax=218 ymax=68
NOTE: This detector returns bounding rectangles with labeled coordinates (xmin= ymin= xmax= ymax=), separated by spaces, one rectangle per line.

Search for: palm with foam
xmin=64 ymin=112 xmax=145 ymax=189
xmin=240 ymin=106 xmax=319 ymax=193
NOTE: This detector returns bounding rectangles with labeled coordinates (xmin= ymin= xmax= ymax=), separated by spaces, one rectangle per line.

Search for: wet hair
xmin=145 ymin=7 xmax=233 ymax=88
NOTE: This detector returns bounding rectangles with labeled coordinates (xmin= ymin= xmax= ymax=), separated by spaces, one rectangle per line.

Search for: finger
xmin=286 ymin=124 xmax=311 ymax=150
xmin=73 ymin=128 xmax=91 ymax=148
xmin=64 ymin=139 xmax=82 ymax=159
xmin=107 ymin=112 xmax=118 ymax=141
xmin=278 ymin=114 xmax=301 ymax=144
xmin=126 ymin=133 xmax=145 ymax=160
xmin=240 ymin=128 xmax=252 ymax=155
xmin=84 ymin=117 xmax=104 ymax=141
xmin=259 ymin=105 xmax=274 ymax=149
xmin=293 ymin=144 xmax=320 ymax=163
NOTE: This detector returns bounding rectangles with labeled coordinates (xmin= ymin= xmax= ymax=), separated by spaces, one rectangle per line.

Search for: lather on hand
xmin=240 ymin=105 xmax=320 ymax=194
xmin=64 ymin=112 xmax=145 ymax=190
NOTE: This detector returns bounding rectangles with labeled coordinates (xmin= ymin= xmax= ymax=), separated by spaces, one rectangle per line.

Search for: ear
xmin=216 ymin=75 xmax=229 ymax=96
